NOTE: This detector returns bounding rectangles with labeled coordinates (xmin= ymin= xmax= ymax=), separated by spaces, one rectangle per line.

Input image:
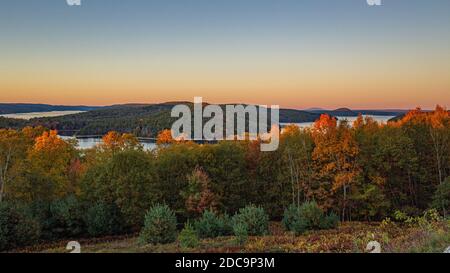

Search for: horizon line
xmin=0 ymin=100 xmax=443 ymax=112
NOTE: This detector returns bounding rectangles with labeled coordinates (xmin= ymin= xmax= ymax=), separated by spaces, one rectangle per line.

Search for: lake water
xmin=0 ymin=111 xmax=85 ymax=120
xmin=60 ymin=115 xmax=395 ymax=150
xmin=281 ymin=115 xmax=396 ymax=128
xmin=60 ymin=136 xmax=158 ymax=151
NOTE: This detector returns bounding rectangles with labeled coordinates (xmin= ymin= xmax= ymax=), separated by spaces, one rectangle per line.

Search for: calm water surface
xmin=61 ymin=115 xmax=395 ymax=150
xmin=1 ymin=111 xmax=85 ymax=120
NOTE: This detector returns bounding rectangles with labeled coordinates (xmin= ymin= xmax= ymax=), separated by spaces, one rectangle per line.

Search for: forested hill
xmin=389 ymin=110 xmax=450 ymax=122
xmin=0 ymin=103 xmax=100 ymax=114
xmin=307 ymin=108 xmax=408 ymax=117
xmin=0 ymin=103 xmax=321 ymax=137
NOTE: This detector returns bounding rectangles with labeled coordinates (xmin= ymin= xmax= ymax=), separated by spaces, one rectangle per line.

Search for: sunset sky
xmin=0 ymin=0 xmax=449 ymax=109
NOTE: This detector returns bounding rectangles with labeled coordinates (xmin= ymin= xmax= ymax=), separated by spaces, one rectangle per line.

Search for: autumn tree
xmin=101 ymin=131 xmax=141 ymax=152
xmin=426 ymin=106 xmax=449 ymax=216
xmin=351 ymin=115 xmax=390 ymax=220
xmin=21 ymin=130 xmax=79 ymax=201
xmin=81 ymin=148 xmax=158 ymax=229
xmin=280 ymin=125 xmax=315 ymax=206
xmin=0 ymin=127 xmax=57 ymax=201
xmin=312 ymin=115 xmax=360 ymax=220
xmin=199 ymin=141 xmax=249 ymax=213
xmin=156 ymin=129 xmax=174 ymax=145
xmin=394 ymin=106 xmax=449 ymax=213
xmin=0 ymin=129 xmax=29 ymax=202
xmin=181 ymin=167 xmax=218 ymax=217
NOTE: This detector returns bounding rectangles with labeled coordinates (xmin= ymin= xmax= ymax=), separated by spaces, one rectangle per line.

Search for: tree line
xmin=0 ymin=106 xmax=449 ymax=249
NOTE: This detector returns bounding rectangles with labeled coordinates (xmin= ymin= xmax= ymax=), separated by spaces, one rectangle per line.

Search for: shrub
xmin=25 ymin=200 xmax=53 ymax=240
xmin=178 ymin=222 xmax=199 ymax=249
xmin=232 ymin=205 xmax=269 ymax=236
xmin=139 ymin=204 xmax=177 ymax=245
xmin=85 ymin=202 xmax=124 ymax=237
xmin=298 ymin=201 xmax=324 ymax=228
xmin=282 ymin=202 xmax=339 ymax=235
xmin=233 ymin=222 xmax=248 ymax=246
xmin=48 ymin=196 xmax=86 ymax=238
xmin=221 ymin=213 xmax=234 ymax=236
xmin=320 ymin=212 xmax=340 ymax=229
xmin=194 ymin=210 xmax=232 ymax=238
xmin=432 ymin=177 xmax=450 ymax=217
xmin=0 ymin=202 xmax=41 ymax=251
xmin=282 ymin=204 xmax=304 ymax=233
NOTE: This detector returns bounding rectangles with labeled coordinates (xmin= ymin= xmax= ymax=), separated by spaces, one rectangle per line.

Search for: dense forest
xmin=0 ymin=103 xmax=324 ymax=137
xmin=0 ymin=106 xmax=448 ymax=252
xmin=0 ymin=103 xmax=99 ymax=114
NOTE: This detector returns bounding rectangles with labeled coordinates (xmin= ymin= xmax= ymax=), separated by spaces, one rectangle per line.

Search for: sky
xmin=0 ymin=0 xmax=449 ymax=109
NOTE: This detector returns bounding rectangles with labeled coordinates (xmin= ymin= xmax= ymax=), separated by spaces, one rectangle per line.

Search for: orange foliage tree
xmin=156 ymin=129 xmax=174 ymax=145
xmin=25 ymin=130 xmax=78 ymax=201
xmin=312 ymin=115 xmax=360 ymax=220
xmin=101 ymin=131 xmax=141 ymax=152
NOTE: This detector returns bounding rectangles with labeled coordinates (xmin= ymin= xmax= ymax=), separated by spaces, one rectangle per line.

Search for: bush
xmin=221 ymin=213 xmax=234 ymax=236
xmin=282 ymin=202 xmax=339 ymax=235
xmin=432 ymin=178 xmax=450 ymax=217
xmin=25 ymin=200 xmax=53 ymax=240
xmin=0 ymin=202 xmax=41 ymax=251
xmin=139 ymin=204 xmax=177 ymax=245
xmin=48 ymin=196 xmax=86 ymax=238
xmin=320 ymin=212 xmax=340 ymax=229
xmin=194 ymin=210 xmax=233 ymax=238
xmin=85 ymin=202 xmax=124 ymax=237
xmin=178 ymin=222 xmax=199 ymax=249
xmin=298 ymin=201 xmax=324 ymax=228
xmin=233 ymin=222 xmax=248 ymax=246
xmin=282 ymin=204 xmax=304 ymax=233
xmin=232 ymin=205 xmax=269 ymax=236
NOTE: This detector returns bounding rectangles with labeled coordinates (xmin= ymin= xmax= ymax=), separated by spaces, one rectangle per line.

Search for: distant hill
xmin=389 ymin=110 xmax=449 ymax=122
xmin=307 ymin=108 xmax=408 ymax=117
xmin=329 ymin=108 xmax=357 ymax=117
xmin=0 ymin=103 xmax=100 ymax=114
xmin=304 ymin=107 xmax=326 ymax=112
xmin=0 ymin=103 xmax=413 ymax=137
xmin=0 ymin=102 xmax=321 ymax=137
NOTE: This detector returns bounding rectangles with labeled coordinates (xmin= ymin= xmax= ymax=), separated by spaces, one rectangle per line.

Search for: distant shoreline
xmin=0 ymin=110 xmax=86 ymax=120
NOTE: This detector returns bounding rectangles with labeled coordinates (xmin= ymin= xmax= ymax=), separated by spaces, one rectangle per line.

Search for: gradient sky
xmin=0 ymin=0 xmax=449 ymax=109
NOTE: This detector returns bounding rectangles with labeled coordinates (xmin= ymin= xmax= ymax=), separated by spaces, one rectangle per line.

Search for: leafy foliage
xmin=194 ymin=210 xmax=232 ymax=238
xmin=0 ymin=103 xmax=321 ymax=137
xmin=432 ymin=177 xmax=450 ymax=217
xmin=0 ymin=106 xmax=448 ymax=250
xmin=233 ymin=222 xmax=249 ymax=246
xmin=282 ymin=202 xmax=339 ymax=235
xmin=139 ymin=204 xmax=177 ymax=245
xmin=85 ymin=202 xmax=124 ymax=237
xmin=181 ymin=168 xmax=218 ymax=217
xmin=232 ymin=205 xmax=269 ymax=236
xmin=178 ymin=221 xmax=199 ymax=249
xmin=0 ymin=202 xmax=40 ymax=251
xmin=47 ymin=196 xmax=86 ymax=238
xmin=81 ymin=147 xmax=158 ymax=229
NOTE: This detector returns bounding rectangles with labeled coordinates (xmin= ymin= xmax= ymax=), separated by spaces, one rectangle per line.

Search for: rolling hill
xmin=0 ymin=103 xmax=100 ymax=114
xmin=0 ymin=103 xmax=322 ymax=137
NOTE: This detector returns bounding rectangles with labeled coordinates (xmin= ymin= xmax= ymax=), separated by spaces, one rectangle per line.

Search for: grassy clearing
xmin=31 ymin=221 xmax=450 ymax=253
